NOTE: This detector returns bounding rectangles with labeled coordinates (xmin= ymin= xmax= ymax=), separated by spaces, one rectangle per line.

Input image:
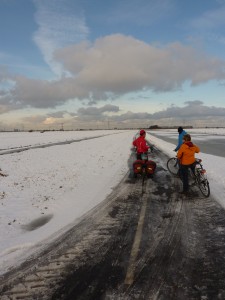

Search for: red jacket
xmin=133 ymin=136 xmax=149 ymax=153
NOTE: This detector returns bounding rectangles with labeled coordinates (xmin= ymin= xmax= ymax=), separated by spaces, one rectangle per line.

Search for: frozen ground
xmin=0 ymin=128 xmax=225 ymax=275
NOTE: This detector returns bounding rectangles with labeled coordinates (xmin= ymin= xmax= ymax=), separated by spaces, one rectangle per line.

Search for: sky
xmin=1 ymin=0 xmax=225 ymax=130
xmin=1 ymin=128 xmax=225 ymax=275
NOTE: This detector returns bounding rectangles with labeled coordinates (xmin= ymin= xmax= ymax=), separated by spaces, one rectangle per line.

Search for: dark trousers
xmin=136 ymin=153 xmax=142 ymax=160
xmin=180 ymin=163 xmax=196 ymax=192
xmin=136 ymin=152 xmax=148 ymax=160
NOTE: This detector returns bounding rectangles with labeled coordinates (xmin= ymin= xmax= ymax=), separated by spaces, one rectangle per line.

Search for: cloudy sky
xmin=1 ymin=0 xmax=225 ymax=130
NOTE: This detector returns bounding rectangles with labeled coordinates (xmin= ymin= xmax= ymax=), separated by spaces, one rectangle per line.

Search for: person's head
xmin=183 ymin=134 xmax=191 ymax=142
xmin=178 ymin=126 xmax=183 ymax=133
xmin=140 ymin=129 xmax=146 ymax=136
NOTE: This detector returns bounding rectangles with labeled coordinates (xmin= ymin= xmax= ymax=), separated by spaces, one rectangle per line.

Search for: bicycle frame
xmin=194 ymin=159 xmax=210 ymax=197
xmin=167 ymin=157 xmax=210 ymax=197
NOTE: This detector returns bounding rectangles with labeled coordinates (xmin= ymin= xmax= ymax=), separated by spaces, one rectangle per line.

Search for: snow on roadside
xmin=147 ymin=131 xmax=225 ymax=210
xmin=0 ymin=131 xmax=135 ymax=274
xmin=1 ymin=128 xmax=225 ymax=275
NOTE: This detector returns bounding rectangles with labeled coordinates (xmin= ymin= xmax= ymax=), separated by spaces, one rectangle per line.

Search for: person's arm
xmin=195 ymin=145 xmax=200 ymax=153
xmin=177 ymin=133 xmax=185 ymax=151
xmin=174 ymin=134 xmax=181 ymax=151
xmin=144 ymin=140 xmax=150 ymax=152
xmin=177 ymin=146 xmax=183 ymax=160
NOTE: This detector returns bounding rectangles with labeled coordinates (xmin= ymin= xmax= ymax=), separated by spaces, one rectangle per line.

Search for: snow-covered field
xmin=0 ymin=130 xmax=115 ymax=151
xmin=0 ymin=129 xmax=225 ymax=275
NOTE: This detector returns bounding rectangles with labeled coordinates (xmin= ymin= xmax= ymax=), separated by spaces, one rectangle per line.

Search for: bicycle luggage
xmin=133 ymin=160 xmax=156 ymax=176
xmin=146 ymin=160 xmax=156 ymax=175
xmin=133 ymin=160 xmax=145 ymax=174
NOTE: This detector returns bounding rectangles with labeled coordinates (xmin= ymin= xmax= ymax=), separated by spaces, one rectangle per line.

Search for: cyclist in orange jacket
xmin=177 ymin=134 xmax=200 ymax=195
xmin=133 ymin=129 xmax=150 ymax=160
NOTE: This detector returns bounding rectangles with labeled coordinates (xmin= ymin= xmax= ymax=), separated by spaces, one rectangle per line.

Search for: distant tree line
xmin=149 ymin=125 xmax=193 ymax=129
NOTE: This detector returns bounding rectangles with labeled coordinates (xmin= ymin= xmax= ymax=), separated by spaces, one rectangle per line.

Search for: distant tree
xmin=149 ymin=125 xmax=160 ymax=129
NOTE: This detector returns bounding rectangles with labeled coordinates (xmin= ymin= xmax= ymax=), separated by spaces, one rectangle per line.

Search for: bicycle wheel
xmin=196 ymin=172 xmax=210 ymax=197
xmin=167 ymin=157 xmax=179 ymax=175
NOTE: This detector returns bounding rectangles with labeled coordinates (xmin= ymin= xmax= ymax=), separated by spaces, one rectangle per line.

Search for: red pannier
xmin=146 ymin=160 xmax=156 ymax=175
xmin=133 ymin=160 xmax=145 ymax=175
xmin=133 ymin=160 xmax=156 ymax=176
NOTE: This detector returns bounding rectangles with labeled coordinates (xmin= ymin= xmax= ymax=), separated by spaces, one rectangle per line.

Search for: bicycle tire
xmin=167 ymin=157 xmax=179 ymax=176
xmin=196 ymin=172 xmax=210 ymax=197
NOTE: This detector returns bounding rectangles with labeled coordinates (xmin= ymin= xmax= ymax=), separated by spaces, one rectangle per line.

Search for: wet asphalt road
xmin=150 ymin=132 xmax=225 ymax=158
xmin=1 ymin=147 xmax=225 ymax=299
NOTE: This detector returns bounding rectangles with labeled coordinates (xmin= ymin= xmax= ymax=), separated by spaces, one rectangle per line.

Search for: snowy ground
xmin=0 ymin=129 xmax=225 ymax=275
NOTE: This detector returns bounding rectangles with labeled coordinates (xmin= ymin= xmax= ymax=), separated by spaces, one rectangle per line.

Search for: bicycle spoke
xmin=167 ymin=157 xmax=179 ymax=176
xmin=197 ymin=173 xmax=210 ymax=197
xmin=167 ymin=156 xmax=210 ymax=198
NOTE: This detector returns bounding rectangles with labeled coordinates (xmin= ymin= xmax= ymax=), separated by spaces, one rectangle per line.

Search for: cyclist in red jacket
xmin=133 ymin=129 xmax=150 ymax=160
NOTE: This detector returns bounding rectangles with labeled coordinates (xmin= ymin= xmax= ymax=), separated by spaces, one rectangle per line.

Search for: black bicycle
xmin=167 ymin=157 xmax=210 ymax=197
xmin=167 ymin=157 xmax=179 ymax=176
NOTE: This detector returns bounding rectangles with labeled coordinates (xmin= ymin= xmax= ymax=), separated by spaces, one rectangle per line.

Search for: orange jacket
xmin=177 ymin=141 xmax=200 ymax=165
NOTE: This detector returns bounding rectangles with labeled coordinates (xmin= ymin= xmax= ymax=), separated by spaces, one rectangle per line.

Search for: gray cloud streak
xmin=33 ymin=0 xmax=89 ymax=77
xmin=70 ymin=101 xmax=225 ymax=123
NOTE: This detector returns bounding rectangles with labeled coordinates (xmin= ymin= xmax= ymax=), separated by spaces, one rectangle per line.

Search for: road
xmin=150 ymin=132 xmax=225 ymax=158
xmin=1 ymin=148 xmax=225 ymax=299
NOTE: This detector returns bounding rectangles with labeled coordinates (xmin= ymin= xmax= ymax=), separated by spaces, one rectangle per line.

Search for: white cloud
xmin=56 ymin=34 xmax=225 ymax=91
xmin=1 ymin=34 xmax=225 ymax=113
xmin=33 ymin=0 xmax=89 ymax=77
